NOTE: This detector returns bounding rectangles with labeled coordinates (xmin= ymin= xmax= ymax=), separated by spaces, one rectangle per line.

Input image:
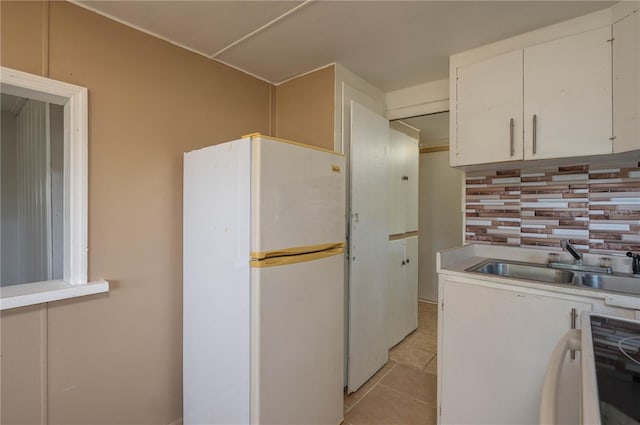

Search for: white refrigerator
xmin=183 ymin=133 xmax=345 ymax=425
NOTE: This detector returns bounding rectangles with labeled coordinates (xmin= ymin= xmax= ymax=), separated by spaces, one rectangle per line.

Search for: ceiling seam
xmin=68 ymin=0 xmax=276 ymax=85
xmin=209 ymin=0 xmax=314 ymax=58
xmin=274 ymin=62 xmax=337 ymax=86
xmin=68 ymin=1 xmax=213 ymax=59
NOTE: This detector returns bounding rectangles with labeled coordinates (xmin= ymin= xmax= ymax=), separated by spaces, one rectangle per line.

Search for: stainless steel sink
xmin=466 ymin=259 xmax=640 ymax=296
xmin=467 ymin=260 xmax=575 ymax=284
xmin=573 ymin=273 xmax=640 ymax=296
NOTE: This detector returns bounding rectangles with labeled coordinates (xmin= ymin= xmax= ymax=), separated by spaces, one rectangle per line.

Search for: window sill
xmin=0 ymin=280 xmax=109 ymax=310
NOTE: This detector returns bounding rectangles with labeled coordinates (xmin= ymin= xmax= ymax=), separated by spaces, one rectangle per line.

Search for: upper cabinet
xmin=450 ymin=4 xmax=640 ymax=167
xmin=613 ymin=8 xmax=640 ymax=153
xmin=523 ymin=26 xmax=612 ymax=160
xmin=389 ymin=128 xmax=419 ymax=235
xmin=453 ymin=26 xmax=612 ymax=166
xmin=455 ymin=50 xmax=523 ymax=165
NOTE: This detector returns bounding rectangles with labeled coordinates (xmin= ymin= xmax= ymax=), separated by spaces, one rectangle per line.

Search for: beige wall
xmin=0 ymin=1 xmax=273 ymax=424
xmin=418 ymin=151 xmax=463 ymax=301
xmin=273 ymin=65 xmax=335 ymax=151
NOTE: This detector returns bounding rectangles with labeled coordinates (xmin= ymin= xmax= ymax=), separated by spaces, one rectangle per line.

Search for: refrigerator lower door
xmin=250 ymin=253 xmax=343 ymax=425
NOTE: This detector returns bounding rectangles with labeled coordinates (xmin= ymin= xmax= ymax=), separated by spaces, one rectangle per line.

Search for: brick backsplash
xmin=465 ymin=162 xmax=640 ymax=255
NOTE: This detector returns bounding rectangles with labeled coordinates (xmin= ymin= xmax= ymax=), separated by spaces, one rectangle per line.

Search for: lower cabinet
xmin=388 ymin=236 xmax=418 ymax=348
xmin=438 ymin=276 xmax=592 ymax=425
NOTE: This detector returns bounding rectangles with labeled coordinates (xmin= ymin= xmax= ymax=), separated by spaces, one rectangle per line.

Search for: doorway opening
xmin=391 ymin=112 xmax=463 ymax=302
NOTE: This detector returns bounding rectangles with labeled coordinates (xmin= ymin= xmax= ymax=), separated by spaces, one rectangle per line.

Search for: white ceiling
xmin=74 ymin=0 xmax=614 ymax=91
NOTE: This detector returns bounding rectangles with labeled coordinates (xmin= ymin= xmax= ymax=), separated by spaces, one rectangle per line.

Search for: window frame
xmin=0 ymin=66 xmax=108 ymax=310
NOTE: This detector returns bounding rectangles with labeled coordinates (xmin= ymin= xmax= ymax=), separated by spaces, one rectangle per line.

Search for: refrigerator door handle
xmin=539 ymin=329 xmax=582 ymax=425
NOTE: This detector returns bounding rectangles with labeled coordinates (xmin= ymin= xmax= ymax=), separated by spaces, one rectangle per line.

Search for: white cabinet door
xmin=388 ymin=129 xmax=407 ymax=236
xmin=439 ymin=278 xmax=592 ymax=425
xmin=524 ymin=25 xmax=613 ymax=159
xmin=404 ymin=135 xmax=419 ymax=233
xmin=403 ymin=236 xmax=418 ymax=336
xmin=388 ymin=128 xmax=419 ymax=235
xmin=388 ymin=236 xmax=419 ymax=348
xmin=348 ymin=101 xmax=389 ymax=393
xmin=387 ymin=239 xmax=406 ymax=348
xmin=453 ymin=50 xmax=523 ymax=166
xmin=613 ymin=9 xmax=640 ymax=153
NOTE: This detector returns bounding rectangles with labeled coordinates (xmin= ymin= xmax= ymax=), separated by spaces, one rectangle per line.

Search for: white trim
xmin=386 ymin=78 xmax=449 ymax=120
xmin=45 ymin=104 xmax=53 ymax=280
xmin=0 ymin=66 xmax=105 ymax=309
xmin=64 ymin=79 xmax=88 ymax=284
xmin=393 ymin=120 xmax=420 ymax=133
xmin=387 ymin=100 xmax=450 ymax=121
xmin=0 ymin=280 xmax=109 ymax=310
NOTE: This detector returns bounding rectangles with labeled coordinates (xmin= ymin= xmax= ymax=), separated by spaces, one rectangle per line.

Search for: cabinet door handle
xmin=402 ymin=260 xmax=406 ymax=266
xmin=570 ymin=308 xmax=577 ymax=360
xmin=509 ymin=118 xmax=515 ymax=157
xmin=532 ymin=114 xmax=538 ymax=155
xmin=406 ymin=258 xmax=410 ymax=264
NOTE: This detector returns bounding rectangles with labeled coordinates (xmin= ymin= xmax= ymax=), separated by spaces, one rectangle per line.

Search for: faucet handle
xmin=626 ymin=252 xmax=640 ymax=274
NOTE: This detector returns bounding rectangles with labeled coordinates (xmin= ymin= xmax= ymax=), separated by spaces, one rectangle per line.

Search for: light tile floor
xmin=343 ymin=301 xmax=438 ymax=425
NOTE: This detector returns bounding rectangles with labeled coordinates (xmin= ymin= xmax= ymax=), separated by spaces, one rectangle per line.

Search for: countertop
xmin=437 ymin=244 xmax=640 ymax=310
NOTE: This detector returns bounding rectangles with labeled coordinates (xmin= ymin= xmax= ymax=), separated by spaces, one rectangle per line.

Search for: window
xmin=0 ymin=66 xmax=108 ymax=309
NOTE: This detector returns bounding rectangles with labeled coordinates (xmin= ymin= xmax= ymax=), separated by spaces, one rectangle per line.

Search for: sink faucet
xmin=561 ymin=240 xmax=583 ymax=265
xmin=627 ymin=252 xmax=640 ymax=274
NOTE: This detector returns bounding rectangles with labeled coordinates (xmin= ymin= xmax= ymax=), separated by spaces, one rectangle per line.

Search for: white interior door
xmin=348 ymin=101 xmax=389 ymax=392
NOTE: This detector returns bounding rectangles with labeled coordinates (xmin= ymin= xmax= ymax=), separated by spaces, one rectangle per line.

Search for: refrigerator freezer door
xmin=250 ymin=136 xmax=345 ymax=257
xmin=250 ymin=253 xmax=344 ymax=424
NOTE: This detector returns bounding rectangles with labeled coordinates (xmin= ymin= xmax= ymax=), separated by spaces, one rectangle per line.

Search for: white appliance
xmin=183 ymin=133 xmax=345 ymax=425
xmin=541 ymin=313 xmax=640 ymax=425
